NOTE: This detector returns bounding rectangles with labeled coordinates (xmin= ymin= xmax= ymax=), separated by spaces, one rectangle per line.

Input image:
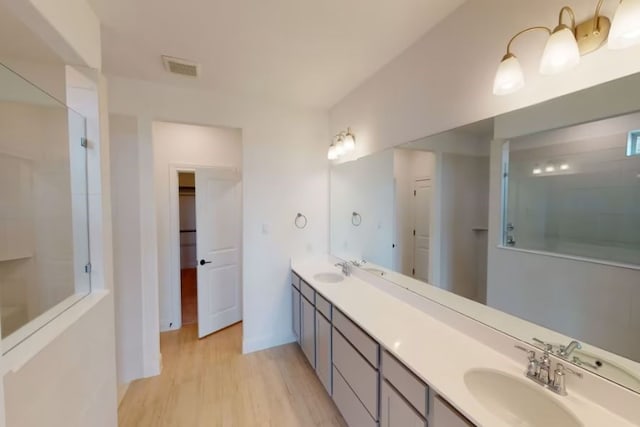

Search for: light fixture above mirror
xmin=327 ymin=128 xmax=356 ymax=160
xmin=494 ymin=0 xmax=640 ymax=96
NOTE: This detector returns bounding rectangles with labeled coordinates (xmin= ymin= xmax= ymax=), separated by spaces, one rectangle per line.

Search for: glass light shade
xmin=493 ymin=55 xmax=525 ymax=95
xmin=327 ymin=144 xmax=338 ymax=160
xmin=343 ymin=133 xmax=356 ymax=152
xmin=335 ymin=138 xmax=345 ymax=156
xmin=540 ymin=27 xmax=580 ymax=75
xmin=609 ymin=0 xmax=640 ymax=49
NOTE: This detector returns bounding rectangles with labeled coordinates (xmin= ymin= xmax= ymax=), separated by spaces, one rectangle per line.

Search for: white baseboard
xmin=242 ymin=332 xmax=296 ymax=355
xmin=143 ymin=352 xmax=162 ymax=378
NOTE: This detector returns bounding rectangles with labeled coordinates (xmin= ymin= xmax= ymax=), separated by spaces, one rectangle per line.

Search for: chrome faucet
xmin=537 ymin=345 xmax=553 ymax=385
xmin=559 ymin=340 xmax=582 ymax=358
xmin=334 ymin=262 xmax=351 ymax=276
xmin=516 ymin=343 xmax=583 ymax=396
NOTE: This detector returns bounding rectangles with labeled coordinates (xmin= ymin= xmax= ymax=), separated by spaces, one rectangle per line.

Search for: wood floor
xmin=118 ymin=323 xmax=347 ymax=427
xmin=180 ymin=268 xmax=198 ymax=325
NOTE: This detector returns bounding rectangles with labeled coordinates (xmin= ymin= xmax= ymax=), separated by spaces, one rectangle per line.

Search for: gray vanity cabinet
xmin=332 ymin=309 xmax=380 ymax=426
xmin=315 ymin=293 xmax=333 ymax=395
xmin=291 ymin=272 xmax=301 ymax=343
xmin=300 ymin=283 xmax=316 ymax=368
xmin=381 ymin=381 xmax=427 ymax=427
xmin=315 ymin=308 xmax=332 ymax=394
xmin=381 ymin=351 xmax=429 ymax=426
xmin=292 ymin=285 xmax=301 ymax=343
xmin=432 ymin=396 xmax=474 ymax=427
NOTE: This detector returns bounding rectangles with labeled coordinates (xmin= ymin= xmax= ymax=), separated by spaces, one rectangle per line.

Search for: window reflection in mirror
xmin=503 ymin=112 xmax=640 ymax=266
xmin=0 ymin=63 xmax=91 ymax=353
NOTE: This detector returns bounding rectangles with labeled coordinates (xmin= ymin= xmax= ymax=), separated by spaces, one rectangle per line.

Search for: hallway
xmin=118 ymin=323 xmax=347 ymax=427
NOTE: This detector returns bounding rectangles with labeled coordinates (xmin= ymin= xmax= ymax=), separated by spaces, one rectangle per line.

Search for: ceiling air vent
xmin=162 ymin=55 xmax=200 ymax=78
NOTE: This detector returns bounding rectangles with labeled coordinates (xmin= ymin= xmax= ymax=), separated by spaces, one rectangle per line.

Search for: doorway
xmin=178 ymin=172 xmax=198 ymax=326
xmin=171 ymin=166 xmax=243 ymax=339
xmin=412 ymin=179 xmax=431 ymax=282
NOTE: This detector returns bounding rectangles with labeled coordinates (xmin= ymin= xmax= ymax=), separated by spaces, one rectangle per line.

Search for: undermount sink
xmin=464 ymin=369 xmax=582 ymax=427
xmin=313 ymin=272 xmax=344 ymax=283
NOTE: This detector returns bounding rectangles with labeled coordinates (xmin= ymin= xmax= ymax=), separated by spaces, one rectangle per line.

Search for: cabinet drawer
xmin=333 ymin=309 xmax=378 ymax=367
xmin=433 ymin=396 xmax=474 ymax=427
xmin=381 ymin=381 xmax=427 ymax=427
xmin=316 ymin=293 xmax=332 ymax=320
xmin=333 ymin=366 xmax=377 ymax=427
xmin=292 ymin=271 xmax=301 ymax=290
xmin=333 ymin=328 xmax=378 ymax=419
xmin=382 ymin=351 xmax=428 ymax=417
xmin=301 ymin=280 xmax=315 ymax=304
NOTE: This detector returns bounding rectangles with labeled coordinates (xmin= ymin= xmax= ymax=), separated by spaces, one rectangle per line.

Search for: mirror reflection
xmin=0 ymin=63 xmax=91 ymax=353
xmin=330 ymin=72 xmax=640 ymax=394
xmin=503 ymin=113 xmax=640 ymax=265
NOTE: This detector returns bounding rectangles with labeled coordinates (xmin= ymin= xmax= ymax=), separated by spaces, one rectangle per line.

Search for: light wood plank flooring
xmin=180 ymin=268 xmax=197 ymax=325
xmin=118 ymin=323 xmax=347 ymax=427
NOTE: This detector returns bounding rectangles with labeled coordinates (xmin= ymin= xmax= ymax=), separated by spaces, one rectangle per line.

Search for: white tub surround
xmin=291 ymin=257 xmax=640 ymax=427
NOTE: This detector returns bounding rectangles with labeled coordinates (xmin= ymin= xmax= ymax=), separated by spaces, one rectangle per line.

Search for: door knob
xmin=199 ymin=259 xmax=212 ymax=266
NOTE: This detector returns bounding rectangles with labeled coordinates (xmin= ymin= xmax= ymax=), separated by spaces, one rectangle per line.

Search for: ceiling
xmin=88 ymin=0 xmax=465 ymax=109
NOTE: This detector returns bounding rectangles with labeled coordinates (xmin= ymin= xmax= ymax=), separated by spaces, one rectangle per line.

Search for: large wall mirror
xmin=330 ymin=71 xmax=640 ymax=394
xmin=0 ymin=63 xmax=91 ymax=354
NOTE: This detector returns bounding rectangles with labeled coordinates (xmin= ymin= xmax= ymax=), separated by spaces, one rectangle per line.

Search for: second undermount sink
xmin=464 ymin=369 xmax=582 ymax=427
xmin=313 ymin=272 xmax=344 ymax=283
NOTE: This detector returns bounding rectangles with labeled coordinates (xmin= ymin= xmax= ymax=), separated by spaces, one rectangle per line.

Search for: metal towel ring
xmin=295 ymin=213 xmax=308 ymax=229
xmin=352 ymin=212 xmax=362 ymax=226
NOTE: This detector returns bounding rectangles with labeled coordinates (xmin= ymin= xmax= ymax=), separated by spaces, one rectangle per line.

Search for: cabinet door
xmin=381 ymin=381 xmax=426 ymax=427
xmin=432 ymin=396 xmax=474 ymax=427
xmin=315 ymin=312 xmax=332 ymax=395
xmin=292 ymin=285 xmax=301 ymax=343
xmin=301 ymin=296 xmax=316 ymax=368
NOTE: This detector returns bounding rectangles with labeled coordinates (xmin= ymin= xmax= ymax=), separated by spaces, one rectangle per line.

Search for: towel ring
xmin=295 ymin=213 xmax=308 ymax=229
xmin=352 ymin=212 xmax=362 ymax=227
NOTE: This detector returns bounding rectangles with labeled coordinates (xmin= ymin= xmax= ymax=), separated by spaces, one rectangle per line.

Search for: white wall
xmin=329 ymin=0 xmax=640 ymax=154
xmin=106 ymin=76 xmax=329 ymax=361
xmin=152 ymin=121 xmax=242 ymax=331
xmin=330 ymin=150 xmax=395 ymax=268
xmin=109 ymin=114 xmax=143 ymax=390
xmin=438 ymin=153 xmax=489 ymax=302
xmin=0 ymin=2 xmax=117 ymax=426
xmin=3 ymin=293 xmax=117 ymax=427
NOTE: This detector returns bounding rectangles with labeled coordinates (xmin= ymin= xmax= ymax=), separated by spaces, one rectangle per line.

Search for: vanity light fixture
xmin=540 ymin=8 xmax=581 ymax=75
xmin=533 ymin=167 xmax=543 ymax=175
xmin=334 ymin=134 xmax=346 ymax=156
xmin=343 ymin=128 xmax=356 ymax=152
xmin=327 ymin=142 xmax=338 ymax=160
xmin=494 ymin=0 xmax=640 ymax=95
xmin=328 ymin=128 xmax=357 ymax=160
xmin=560 ymin=163 xmax=570 ymax=170
xmin=545 ymin=165 xmax=556 ymax=173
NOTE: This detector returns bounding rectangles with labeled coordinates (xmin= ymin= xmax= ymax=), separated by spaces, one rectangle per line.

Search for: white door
xmin=195 ymin=167 xmax=242 ymax=339
xmin=413 ymin=180 xmax=431 ymax=282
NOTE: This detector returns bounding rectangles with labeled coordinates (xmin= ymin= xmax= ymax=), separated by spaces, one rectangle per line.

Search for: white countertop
xmin=292 ymin=258 xmax=637 ymax=427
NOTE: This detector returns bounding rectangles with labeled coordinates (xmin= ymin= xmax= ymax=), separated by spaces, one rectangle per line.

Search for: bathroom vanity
xmin=291 ymin=258 xmax=639 ymax=427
